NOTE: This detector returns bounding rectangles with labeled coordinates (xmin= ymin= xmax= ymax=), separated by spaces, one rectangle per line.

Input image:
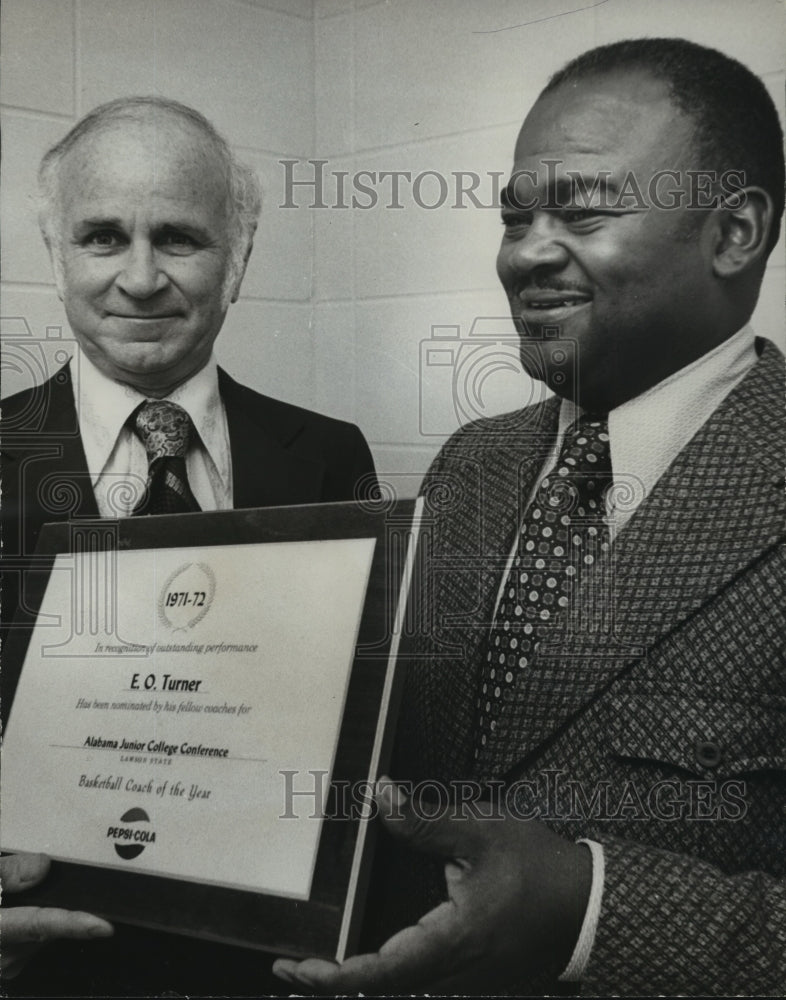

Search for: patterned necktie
xmin=474 ymin=413 xmax=612 ymax=761
xmin=132 ymin=400 xmax=202 ymax=515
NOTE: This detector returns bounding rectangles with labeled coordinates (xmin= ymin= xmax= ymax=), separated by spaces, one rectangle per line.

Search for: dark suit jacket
xmin=368 ymin=338 xmax=786 ymax=995
xmin=2 ymin=362 xmax=376 ymax=618
xmin=1 ymin=362 xmax=377 ymax=997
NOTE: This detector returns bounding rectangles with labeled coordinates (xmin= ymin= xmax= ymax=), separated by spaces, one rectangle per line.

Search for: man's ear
xmin=40 ymin=228 xmax=66 ymax=301
xmin=49 ymin=249 xmax=67 ymax=302
xmin=712 ymin=187 xmax=775 ymax=279
xmin=230 ymin=240 xmax=255 ymax=304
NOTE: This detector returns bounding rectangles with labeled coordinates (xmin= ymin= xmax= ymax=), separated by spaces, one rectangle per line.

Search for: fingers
xmin=0 ymin=852 xmax=52 ymax=892
xmin=0 ymin=853 xmax=113 ymax=980
xmin=272 ymin=782 xmax=484 ymax=993
xmin=0 ymin=907 xmax=114 ymax=981
xmin=273 ymin=900 xmax=465 ymax=993
xmin=375 ymin=778 xmax=483 ymax=860
xmin=0 ymin=852 xmax=113 ymax=942
xmin=2 ymin=943 xmax=40 ymax=981
xmin=1 ymin=906 xmax=114 ymax=946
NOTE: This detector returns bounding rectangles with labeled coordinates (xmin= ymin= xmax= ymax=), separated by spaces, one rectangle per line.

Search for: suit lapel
xmin=6 ymin=366 xmax=332 ymax=537
xmin=480 ymin=343 xmax=786 ymax=778
xmin=412 ymin=399 xmax=561 ymax=779
xmin=218 ymin=369 xmax=327 ymax=509
xmin=3 ymin=365 xmax=99 ymax=553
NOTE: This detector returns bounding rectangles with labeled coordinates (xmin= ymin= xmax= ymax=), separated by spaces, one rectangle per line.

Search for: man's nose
xmin=115 ymin=242 xmax=169 ymax=298
xmin=504 ymin=214 xmax=569 ymax=273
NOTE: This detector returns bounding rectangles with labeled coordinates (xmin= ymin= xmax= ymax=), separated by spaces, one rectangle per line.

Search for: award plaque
xmin=1 ymin=498 xmax=420 ymax=960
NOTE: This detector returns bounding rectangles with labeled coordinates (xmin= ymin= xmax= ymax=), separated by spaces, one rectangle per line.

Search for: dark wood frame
xmin=1 ymin=499 xmax=416 ymax=959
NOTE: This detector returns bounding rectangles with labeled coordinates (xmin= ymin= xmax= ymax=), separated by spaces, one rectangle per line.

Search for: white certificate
xmin=1 ymin=536 xmax=376 ymax=899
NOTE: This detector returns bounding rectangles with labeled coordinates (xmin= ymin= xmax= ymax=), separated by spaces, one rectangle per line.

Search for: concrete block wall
xmin=3 ymin=0 xmax=784 ymax=497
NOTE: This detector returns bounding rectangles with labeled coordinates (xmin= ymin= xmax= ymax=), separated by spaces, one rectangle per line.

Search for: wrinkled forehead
xmin=508 ymin=71 xmax=697 ymax=202
xmin=55 ymin=114 xmax=231 ymax=212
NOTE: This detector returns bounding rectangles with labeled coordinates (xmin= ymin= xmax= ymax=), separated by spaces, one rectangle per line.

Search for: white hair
xmin=38 ymin=96 xmax=263 ymax=305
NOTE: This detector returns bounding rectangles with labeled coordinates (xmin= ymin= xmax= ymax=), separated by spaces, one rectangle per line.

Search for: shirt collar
xmin=74 ymin=348 xmax=147 ymax=483
xmin=73 ymin=348 xmax=229 ymax=490
xmin=557 ymin=324 xmax=758 ymax=508
xmin=167 ymin=357 xmax=231 ymax=491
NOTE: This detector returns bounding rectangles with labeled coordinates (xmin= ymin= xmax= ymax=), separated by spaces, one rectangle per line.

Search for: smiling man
xmin=496 ymin=65 xmax=771 ymax=416
xmin=2 ymin=97 xmax=377 ymax=640
xmin=275 ymin=38 xmax=786 ymax=996
xmin=3 ymin=97 xmax=375 ymax=544
xmin=1 ymin=97 xmax=376 ymax=996
xmin=49 ymin=108 xmax=237 ymax=398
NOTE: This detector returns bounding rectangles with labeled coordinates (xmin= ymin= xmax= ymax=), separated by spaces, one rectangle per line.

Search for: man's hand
xmin=273 ymin=778 xmax=592 ymax=993
xmin=0 ymin=853 xmax=114 ymax=980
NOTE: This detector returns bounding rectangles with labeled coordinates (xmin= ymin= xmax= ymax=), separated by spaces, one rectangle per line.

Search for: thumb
xmin=0 ymin=853 xmax=52 ymax=893
xmin=375 ymin=778 xmax=482 ymax=860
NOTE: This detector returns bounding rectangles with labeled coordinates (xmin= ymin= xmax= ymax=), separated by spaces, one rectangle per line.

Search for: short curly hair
xmin=544 ymin=37 xmax=784 ymax=255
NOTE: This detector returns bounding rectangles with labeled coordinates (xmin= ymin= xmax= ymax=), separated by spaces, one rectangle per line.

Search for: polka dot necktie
xmin=132 ymin=400 xmax=202 ymax=515
xmin=474 ymin=413 xmax=612 ymax=761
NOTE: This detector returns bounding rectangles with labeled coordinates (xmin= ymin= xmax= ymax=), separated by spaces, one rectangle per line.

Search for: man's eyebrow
xmin=155 ymin=222 xmax=215 ymax=242
xmin=72 ymin=216 xmax=125 ymax=230
xmin=501 ymin=174 xmax=622 ymax=210
xmin=501 ymin=184 xmax=532 ymax=210
xmin=559 ymin=175 xmax=619 ymax=200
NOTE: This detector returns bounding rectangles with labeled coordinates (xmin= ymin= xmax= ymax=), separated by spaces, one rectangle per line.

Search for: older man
xmin=2 ymin=97 xmax=376 ymax=634
xmin=275 ymin=38 xmax=786 ymax=996
xmin=1 ymin=97 xmax=376 ymax=994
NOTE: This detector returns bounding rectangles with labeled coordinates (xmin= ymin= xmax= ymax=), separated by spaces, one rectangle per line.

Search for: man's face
xmin=52 ymin=117 xmax=238 ymax=397
xmin=497 ymin=70 xmax=722 ymax=411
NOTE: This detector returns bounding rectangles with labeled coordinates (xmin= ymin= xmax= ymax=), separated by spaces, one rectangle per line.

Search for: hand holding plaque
xmin=273 ymin=781 xmax=592 ymax=994
xmin=0 ymin=853 xmax=114 ymax=979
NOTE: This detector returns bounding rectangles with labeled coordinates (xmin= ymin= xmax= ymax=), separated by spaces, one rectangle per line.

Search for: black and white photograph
xmin=1 ymin=0 xmax=784 ymax=996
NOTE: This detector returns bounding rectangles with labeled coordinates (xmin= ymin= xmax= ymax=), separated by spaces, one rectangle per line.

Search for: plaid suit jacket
xmin=380 ymin=338 xmax=786 ymax=995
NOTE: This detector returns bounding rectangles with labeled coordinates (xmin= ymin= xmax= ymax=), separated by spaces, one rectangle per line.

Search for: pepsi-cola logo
xmin=107 ymin=807 xmax=156 ymax=859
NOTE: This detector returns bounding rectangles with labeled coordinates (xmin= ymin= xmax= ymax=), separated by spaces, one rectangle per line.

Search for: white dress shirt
xmin=497 ymin=325 xmax=758 ymax=981
xmin=546 ymin=323 xmax=758 ymax=541
xmin=72 ymin=348 xmax=233 ymax=517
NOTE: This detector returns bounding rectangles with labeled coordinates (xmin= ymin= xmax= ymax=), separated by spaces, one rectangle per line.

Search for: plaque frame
xmin=1 ymin=498 xmax=420 ymax=961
